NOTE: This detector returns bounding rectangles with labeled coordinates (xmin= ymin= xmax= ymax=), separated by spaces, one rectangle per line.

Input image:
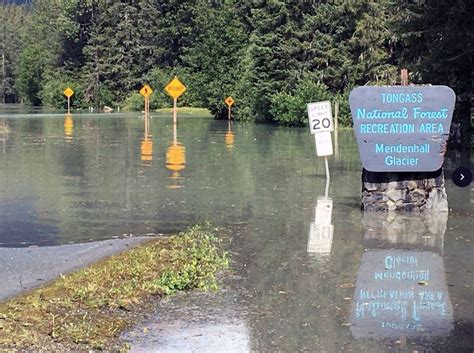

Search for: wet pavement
xmin=0 ymin=237 xmax=150 ymax=301
xmin=123 ymin=210 xmax=474 ymax=352
xmin=0 ymin=108 xmax=473 ymax=351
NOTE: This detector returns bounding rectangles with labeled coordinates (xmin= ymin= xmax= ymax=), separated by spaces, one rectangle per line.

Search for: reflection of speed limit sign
xmin=307 ymin=101 xmax=333 ymax=134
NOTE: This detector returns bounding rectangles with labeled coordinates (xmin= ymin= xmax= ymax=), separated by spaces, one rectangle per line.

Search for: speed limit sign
xmin=307 ymin=101 xmax=333 ymax=134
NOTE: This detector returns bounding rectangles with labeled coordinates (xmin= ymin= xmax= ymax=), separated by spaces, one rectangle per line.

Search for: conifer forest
xmin=0 ymin=0 xmax=472 ymax=138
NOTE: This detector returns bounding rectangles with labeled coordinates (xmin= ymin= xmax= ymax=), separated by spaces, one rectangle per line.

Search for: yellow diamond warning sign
xmin=225 ymin=96 xmax=235 ymax=107
xmin=63 ymin=87 xmax=74 ymax=98
xmin=165 ymin=77 xmax=186 ymax=99
xmin=140 ymin=84 xmax=153 ymax=97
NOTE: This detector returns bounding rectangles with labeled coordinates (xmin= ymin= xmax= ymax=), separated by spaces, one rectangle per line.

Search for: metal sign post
xmin=173 ymin=98 xmax=177 ymax=125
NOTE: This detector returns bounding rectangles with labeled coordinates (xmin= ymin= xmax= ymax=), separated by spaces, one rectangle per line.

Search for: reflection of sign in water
xmin=225 ymin=131 xmax=234 ymax=149
xmin=166 ymin=143 xmax=186 ymax=178
xmin=225 ymin=120 xmax=234 ymax=149
xmin=140 ymin=117 xmax=152 ymax=165
xmin=350 ymin=249 xmax=453 ymax=338
xmin=140 ymin=139 xmax=153 ymax=162
xmin=307 ymin=197 xmax=334 ymax=255
xmin=64 ymin=115 xmax=73 ymax=140
xmin=350 ymin=86 xmax=455 ymax=172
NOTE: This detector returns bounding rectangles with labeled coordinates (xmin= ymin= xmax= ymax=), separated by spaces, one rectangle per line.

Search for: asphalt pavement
xmin=0 ymin=237 xmax=150 ymax=302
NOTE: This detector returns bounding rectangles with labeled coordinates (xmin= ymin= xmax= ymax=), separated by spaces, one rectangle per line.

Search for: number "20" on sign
xmin=307 ymin=101 xmax=334 ymax=134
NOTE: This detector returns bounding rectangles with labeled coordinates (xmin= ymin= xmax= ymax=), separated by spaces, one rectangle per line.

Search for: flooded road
xmin=0 ymin=109 xmax=473 ymax=351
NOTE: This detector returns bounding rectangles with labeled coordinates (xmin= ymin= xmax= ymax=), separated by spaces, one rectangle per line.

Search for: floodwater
xmin=0 ymin=106 xmax=473 ymax=352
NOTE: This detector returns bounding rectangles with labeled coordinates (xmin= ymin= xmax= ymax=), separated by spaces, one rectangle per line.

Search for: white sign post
xmin=308 ymin=101 xmax=334 ymax=184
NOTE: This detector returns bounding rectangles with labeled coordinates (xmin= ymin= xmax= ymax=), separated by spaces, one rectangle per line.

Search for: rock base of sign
xmin=361 ymin=168 xmax=448 ymax=212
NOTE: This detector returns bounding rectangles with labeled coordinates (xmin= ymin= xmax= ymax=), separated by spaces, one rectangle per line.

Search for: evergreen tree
xmin=349 ymin=0 xmax=398 ymax=85
xmin=58 ymin=0 xmax=94 ymax=74
xmin=394 ymin=0 xmax=473 ymax=147
xmin=298 ymin=2 xmax=352 ymax=92
xmin=15 ymin=45 xmax=44 ymax=105
xmin=0 ymin=4 xmax=29 ymax=103
xmin=181 ymin=0 xmax=248 ymax=117
xmin=82 ymin=0 xmax=163 ymax=103
xmin=15 ymin=0 xmax=76 ymax=105
xmin=238 ymin=1 xmax=295 ymax=121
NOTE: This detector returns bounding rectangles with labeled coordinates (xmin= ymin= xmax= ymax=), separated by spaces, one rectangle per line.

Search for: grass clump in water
xmin=156 ymin=107 xmax=211 ymax=116
xmin=0 ymin=224 xmax=229 ymax=351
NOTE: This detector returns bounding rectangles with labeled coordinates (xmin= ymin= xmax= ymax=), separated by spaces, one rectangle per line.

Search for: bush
xmin=123 ymin=92 xmax=146 ymax=111
xmin=40 ymin=75 xmax=85 ymax=110
xmin=91 ymin=84 xmax=115 ymax=109
xmin=270 ymin=76 xmax=355 ymax=127
xmin=270 ymin=78 xmax=332 ymax=126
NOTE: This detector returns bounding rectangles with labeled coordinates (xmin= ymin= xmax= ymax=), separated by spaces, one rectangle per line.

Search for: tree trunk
xmin=1 ymin=51 xmax=5 ymax=104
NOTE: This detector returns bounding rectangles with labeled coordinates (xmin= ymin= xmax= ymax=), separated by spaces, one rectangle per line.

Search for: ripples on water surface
xmin=0 ymin=107 xmax=472 ymax=352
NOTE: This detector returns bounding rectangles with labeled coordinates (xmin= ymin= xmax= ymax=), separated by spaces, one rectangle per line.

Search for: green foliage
xmin=94 ymin=84 xmax=115 ymax=108
xmin=3 ymin=0 xmax=472 ymax=138
xmin=270 ymin=78 xmax=331 ymax=127
xmin=123 ymin=91 xmax=168 ymax=112
xmin=154 ymin=224 xmax=229 ymax=295
xmin=335 ymin=89 xmax=353 ymax=128
xmin=82 ymin=0 xmax=164 ymax=103
xmin=237 ymin=2 xmax=292 ymax=122
xmin=40 ymin=75 xmax=85 ymax=109
xmin=269 ymin=75 xmax=354 ymax=127
xmin=394 ymin=0 xmax=473 ymax=145
xmin=235 ymin=1 xmax=399 ymax=123
xmin=181 ymin=0 xmax=248 ymax=118
xmin=0 ymin=4 xmax=29 ymax=103
xmin=123 ymin=92 xmax=145 ymax=111
xmin=15 ymin=46 xmax=44 ymax=105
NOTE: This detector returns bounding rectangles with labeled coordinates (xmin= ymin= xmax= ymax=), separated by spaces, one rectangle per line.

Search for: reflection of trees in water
xmin=235 ymin=209 xmax=374 ymax=352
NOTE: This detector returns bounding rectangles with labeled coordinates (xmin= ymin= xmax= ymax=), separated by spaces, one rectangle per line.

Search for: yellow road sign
xmin=165 ymin=77 xmax=186 ymax=99
xmin=140 ymin=84 xmax=153 ymax=97
xmin=63 ymin=87 xmax=74 ymax=98
xmin=225 ymin=96 xmax=235 ymax=107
